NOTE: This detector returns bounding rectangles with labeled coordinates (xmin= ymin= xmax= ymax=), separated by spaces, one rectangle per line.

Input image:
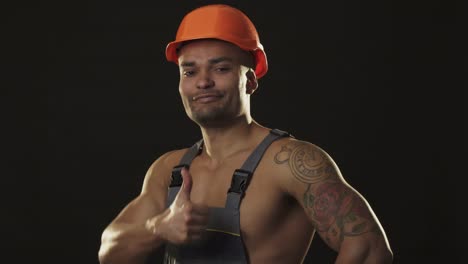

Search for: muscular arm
xmin=98 ymin=151 xmax=176 ymax=264
xmin=274 ymin=140 xmax=393 ymax=263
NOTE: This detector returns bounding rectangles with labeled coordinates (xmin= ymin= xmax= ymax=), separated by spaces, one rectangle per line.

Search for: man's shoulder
xmin=260 ymin=135 xmax=342 ymax=195
xmin=263 ymin=136 xmax=334 ymax=177
xmin=149 ymin=147 xmax=191 ymax=172
xmin=267 ymin=136 xmax=326 ymax=156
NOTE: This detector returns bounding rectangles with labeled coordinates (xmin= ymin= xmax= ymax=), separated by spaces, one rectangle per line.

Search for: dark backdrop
xmin=4 ymin=0 xmax=463 ymax=263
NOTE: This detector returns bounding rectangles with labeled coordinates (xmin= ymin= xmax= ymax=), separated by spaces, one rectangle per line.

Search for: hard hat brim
xmin=166 ymin=38 xmax=268 ymax=79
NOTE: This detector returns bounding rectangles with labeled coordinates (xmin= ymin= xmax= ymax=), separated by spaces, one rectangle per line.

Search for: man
xmin=98 ymin=4 xmax=393 ymax=264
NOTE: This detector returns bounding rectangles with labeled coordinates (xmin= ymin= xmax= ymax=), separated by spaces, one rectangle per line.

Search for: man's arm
xmin=275 ymin=140 xmax=393 ymax=263
xmin=98 ymin=151 xmax=175 ymax=264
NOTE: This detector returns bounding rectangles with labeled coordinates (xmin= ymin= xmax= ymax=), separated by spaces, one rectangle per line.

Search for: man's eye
xmin=216 ymin=67 xmax=230 ymax=72
xmin=183 ymin=70 xmax=195 ymax=77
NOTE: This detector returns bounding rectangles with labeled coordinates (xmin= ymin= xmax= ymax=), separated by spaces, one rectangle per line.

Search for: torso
xmin=164 ymin=135 xmax=315 ymax=263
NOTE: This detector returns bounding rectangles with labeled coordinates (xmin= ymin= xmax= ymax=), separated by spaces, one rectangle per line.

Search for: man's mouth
xmin=192 ymin=93 xmax=223 ymax=103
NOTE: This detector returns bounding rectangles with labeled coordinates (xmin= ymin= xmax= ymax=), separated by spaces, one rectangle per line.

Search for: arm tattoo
xmin=274 ymin=142 xmax=335 ymax=184
xmin=275 ymin=142 xmax=377 ymax=244
xmin=304 ymin=182 xmax=374 ymax=241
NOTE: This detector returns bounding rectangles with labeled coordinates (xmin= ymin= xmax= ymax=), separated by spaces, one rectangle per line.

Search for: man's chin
xmin=191 ymin=113 xmax=231 ymax=128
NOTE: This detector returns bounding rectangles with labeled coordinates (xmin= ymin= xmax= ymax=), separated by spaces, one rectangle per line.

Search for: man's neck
xmin=199 ymin=118 xmax=267 ymax=163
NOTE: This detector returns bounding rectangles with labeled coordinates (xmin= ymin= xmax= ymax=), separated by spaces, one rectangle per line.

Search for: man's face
xmin=177 ymin=39 xmax=255 ymax=127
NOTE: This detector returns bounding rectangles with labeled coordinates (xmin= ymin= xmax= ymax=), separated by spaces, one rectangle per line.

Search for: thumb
xmin=177 ymin=167 xmax=192 ymax=201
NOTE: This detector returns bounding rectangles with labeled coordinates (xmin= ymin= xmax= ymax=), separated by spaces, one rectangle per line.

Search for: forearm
xmin=98 ymin=220 xmax=165 ymax=264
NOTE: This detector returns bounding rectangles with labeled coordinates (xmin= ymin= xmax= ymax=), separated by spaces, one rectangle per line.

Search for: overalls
xmin=163 ymin=129 xmax=291 ymax=263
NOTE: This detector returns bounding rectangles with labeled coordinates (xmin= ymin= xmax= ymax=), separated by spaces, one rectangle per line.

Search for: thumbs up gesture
xmin=154 ymin=167 xmax=210 ymax=244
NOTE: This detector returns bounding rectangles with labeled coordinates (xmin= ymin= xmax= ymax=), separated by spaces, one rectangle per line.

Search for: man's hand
xmin=146 ymin=167 xmax=209 ymax=245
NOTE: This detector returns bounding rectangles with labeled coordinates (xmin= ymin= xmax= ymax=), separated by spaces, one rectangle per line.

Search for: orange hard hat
xmin=165 ymin=4 xmax=268 ymax=79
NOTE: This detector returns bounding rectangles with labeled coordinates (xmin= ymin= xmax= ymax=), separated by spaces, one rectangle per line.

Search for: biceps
xmin=302 ymin=182 xmax=380 ymax=251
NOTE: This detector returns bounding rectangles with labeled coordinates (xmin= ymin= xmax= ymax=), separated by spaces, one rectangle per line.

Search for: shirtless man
xmin=98 ymin=4 xmax=393 ymax=263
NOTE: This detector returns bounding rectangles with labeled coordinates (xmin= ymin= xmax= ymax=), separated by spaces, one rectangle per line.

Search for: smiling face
xmin=177 ymin=39 xmax=257 ymax=128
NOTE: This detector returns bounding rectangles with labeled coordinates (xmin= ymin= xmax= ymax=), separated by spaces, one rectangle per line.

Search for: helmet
xmin=165 ymin=4 xmax=268 ymax=78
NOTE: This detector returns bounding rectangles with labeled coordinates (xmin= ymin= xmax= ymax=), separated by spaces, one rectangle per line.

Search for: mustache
xmin=192 ymin=92 xmax=224 ymax=101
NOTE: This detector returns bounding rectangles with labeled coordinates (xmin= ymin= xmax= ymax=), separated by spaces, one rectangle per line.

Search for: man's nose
xmin=196 ymin=71 xmax=215 ymax=89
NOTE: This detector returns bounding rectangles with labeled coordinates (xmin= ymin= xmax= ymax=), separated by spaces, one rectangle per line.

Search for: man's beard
xmin=189 ymin=104 xmax=233 ymax=128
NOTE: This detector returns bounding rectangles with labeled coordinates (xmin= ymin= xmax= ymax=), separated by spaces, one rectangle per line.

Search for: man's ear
xmin=246 ymin=69 xmax=258 ymax=95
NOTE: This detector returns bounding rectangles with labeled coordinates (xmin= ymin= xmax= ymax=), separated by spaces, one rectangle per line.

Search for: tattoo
xmin=303 ymin=182 xmax=376 ymax=243
xmin=275 ymin=142 xmax=378 ymax=244
xmin=274 ymin=142 xmax=334 ymax=184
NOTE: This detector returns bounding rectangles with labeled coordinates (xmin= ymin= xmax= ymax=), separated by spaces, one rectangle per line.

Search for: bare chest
xmin=188 ymin=163 xmax=295 ymax=236
xmin=188 ymin=162 xmax=242 ymax=207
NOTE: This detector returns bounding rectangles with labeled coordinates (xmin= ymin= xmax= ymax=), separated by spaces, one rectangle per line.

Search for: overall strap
xmin=170 ymin=139 xmax=204 ymax=187
xmin=226 ymin=129 xmax=292 ymax=209
xmin=167 ymin=139 xmax=203 ymax=208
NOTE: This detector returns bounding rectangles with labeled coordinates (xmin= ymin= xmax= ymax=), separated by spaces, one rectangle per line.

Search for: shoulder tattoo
xmin=274 ymin=142 xmax=335 ymax=184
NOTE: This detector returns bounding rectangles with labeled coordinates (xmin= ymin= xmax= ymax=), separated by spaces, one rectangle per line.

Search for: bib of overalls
xmin=163 ymin=129 xmax=291 ymax=264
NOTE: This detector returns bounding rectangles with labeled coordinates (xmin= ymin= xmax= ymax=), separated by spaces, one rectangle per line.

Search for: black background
xmin=4 ymin=0 xmax=464 ymax=263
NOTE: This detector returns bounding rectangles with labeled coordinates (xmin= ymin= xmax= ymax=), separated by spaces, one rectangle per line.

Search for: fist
xmin=149 ymin=167 xmax=209 ymax=244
